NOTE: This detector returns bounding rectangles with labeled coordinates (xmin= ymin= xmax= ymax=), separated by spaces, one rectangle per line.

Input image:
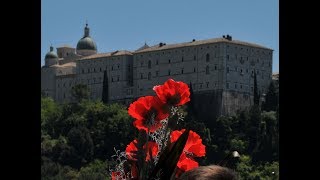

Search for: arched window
xmin=182 ymin=57 xmax=184 ymax=62
xmin=181 ymin=68 xmax=184 ymax=74
xmin=206 ymin=66 xmax=210 ymax=74
xmin=148 ymin=60 xmax=151 ymax=69
xmin=148 ymin=72 xmax=151 ymax=80
xmin=168 ymin=70 xmax=171 ymax=75
xmin=206 ymin=53 xmax=210 ymax=62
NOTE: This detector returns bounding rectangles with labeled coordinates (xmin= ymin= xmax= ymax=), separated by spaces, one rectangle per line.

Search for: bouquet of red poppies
xmin=110 ymin=79 xmax=206 ymax=180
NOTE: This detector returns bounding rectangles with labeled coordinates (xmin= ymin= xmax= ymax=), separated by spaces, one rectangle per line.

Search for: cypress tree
xmin=102 ymin=70 xmax=109 ymax=104
xmin=253 ymin=71 xmax=260 ymax=106
xmin=263 ymin=81 xmax=278 ymax=111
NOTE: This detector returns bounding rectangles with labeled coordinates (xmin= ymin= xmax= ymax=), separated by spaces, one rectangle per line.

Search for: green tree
xmin=230 ymin=138 xmax=248 ymax=153
xmin=41 ymin=97 xmax=61 ymax=136
xmin=263 ymin=81 xmax=279 ymax=111
xmin=67 ymin=126 xmax=94 ymax=169
xmin=253 ymin=71 xmax=260 ymax=106
xmin=247 ymin=105 xmax=261 ymax=156
xmin=71 ymin=84 xmax=90 ymax=103
xmin=102 ymin=70 xmax=109 ymax=104
xmin=84 ymin=102 xmax=136 ymax=160
xmin=78 ymin=160 xmax=109 ymax=180
xmin=41 ymin=156 xmax=79 ymax=180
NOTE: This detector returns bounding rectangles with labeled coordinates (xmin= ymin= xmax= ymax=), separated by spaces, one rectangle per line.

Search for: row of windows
xmin=57 ymin=81 xmax=75 ymax=88
xmin=111 ymin=76 xmax=120 ymax=82
xmin=81 ymin=64 xmax=131 ymax=74
xmin=141 ymin=54 xmax=213 ymax=68
xmin=227 ymin=55 xmax=271 ymax=66
xmin=226 ymin=83 xmax=265 ymax=92
xmin=226 ymin=67 xmax=265 ymax=78
xmin=138 ymin=46 xmax=219 ymax=57
xmin=226 ymin=83 xmax=253 ymax=91
xmin=138 ymin=82 xmax=219 ymax=93
xmin=226 ymin=45 xmax=272 ymax=55
xmin=140 ymin=65 xmax=219 ymax=80
xmin=111 ymin=64 xmax=121 ymax=71
xmin=82 ymin=67 xmax=103 ymax=74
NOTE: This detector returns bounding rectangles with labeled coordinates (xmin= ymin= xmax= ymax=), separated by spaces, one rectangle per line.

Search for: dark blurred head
xmin=178 ymin=165 xmax=238 ymax=180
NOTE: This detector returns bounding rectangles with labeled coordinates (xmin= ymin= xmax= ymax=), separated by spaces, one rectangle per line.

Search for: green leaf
xmin=149 ymin=129 xmax=189 ymax=180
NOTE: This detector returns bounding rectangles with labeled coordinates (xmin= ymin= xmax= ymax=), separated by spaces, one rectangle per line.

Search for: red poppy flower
xmin=128 ymin=96 xmax=169 ymax=132
xmin=125 ymin=139 xmax=159 ymax=161
xmin=153 ymin=79 xmax=190 ymax=106
xmin=177 ymin=153 xmax=199 ymax=172
xmin=170 ymin=129 xmax=206 ymax=172
xmin=111 ymin=171 xmax=121 ymax=180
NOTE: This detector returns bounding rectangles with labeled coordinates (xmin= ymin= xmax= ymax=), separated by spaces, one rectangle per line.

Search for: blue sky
xmin=41 ymin=0 xmax=278 ymax=72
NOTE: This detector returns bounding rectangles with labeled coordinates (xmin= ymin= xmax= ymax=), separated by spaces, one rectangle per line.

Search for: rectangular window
xmin=227 ymin=83 xmax=229 ymax=89
xmin=156 ymin=71 xmax=159 ymax=76
xmin=227 ymin=67 xmax=229 ymax=73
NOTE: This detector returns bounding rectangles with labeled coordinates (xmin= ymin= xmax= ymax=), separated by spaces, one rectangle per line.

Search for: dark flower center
xmin=167 ymin=93 xmax=181 ymax=105
xmin=184 ymin=150 xmax=195 ymax=158
xmin=143 ymin=108 xmax=157 ymax=127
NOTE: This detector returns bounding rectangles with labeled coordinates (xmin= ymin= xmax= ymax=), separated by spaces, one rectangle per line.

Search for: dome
xmin=76 ymin=23 xmax=97 ymax=54
xmin=45 ymin=46 xmax=58 ymax=59
xmin=76 ymin=36 xmax=97 ymax=51
xmin=45 ymin=46 xmax=58 ymax=67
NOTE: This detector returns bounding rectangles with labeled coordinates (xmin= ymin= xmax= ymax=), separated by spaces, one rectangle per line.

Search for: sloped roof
xmin=135 ymin=38 xmax=272 ymax=53
xmin=78 ymin=50 xmax=133 ymax=60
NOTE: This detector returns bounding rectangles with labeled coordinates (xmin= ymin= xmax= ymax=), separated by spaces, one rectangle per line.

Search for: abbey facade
xmin=41 ymin=24 xmax=273 ymax=117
